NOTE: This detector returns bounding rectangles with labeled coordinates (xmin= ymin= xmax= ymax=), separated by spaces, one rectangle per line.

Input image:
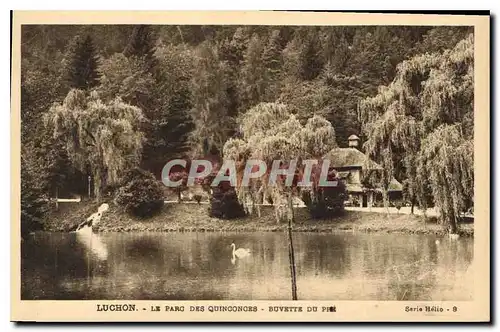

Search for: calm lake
xmin=21 ymin=231 xmax=474 ymax=301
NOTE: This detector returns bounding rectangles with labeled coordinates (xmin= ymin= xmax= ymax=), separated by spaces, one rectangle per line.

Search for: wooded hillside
xmin=20 ymin=25 xmax=474 ymax=234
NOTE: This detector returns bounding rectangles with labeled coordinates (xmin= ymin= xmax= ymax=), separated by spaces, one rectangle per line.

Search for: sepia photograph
xmin=11 ymin=11 xmax=490 ymax=322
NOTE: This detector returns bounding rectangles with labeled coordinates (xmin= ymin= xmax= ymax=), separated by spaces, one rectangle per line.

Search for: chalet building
xmin=323 ymin=135 xmax=403 ymax=208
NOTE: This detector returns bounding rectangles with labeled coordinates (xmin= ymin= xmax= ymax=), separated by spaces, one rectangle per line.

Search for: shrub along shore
xmin=44 ymin=202 xmax=474 ymax=237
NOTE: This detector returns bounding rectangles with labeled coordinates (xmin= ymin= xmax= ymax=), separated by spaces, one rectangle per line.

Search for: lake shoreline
xmin=44 ymin=201 xmax=474 ymax=237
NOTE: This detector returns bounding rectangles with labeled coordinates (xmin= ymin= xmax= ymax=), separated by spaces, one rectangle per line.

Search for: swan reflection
xmin=74 ymin=203 xmax=110 ymax=261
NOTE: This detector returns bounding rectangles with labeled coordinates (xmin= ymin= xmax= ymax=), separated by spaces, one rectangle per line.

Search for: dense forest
xmin=20 ymin=25 xmax=474 ymax=234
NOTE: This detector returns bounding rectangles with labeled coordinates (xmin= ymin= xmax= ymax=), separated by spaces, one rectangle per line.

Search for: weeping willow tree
xmin=44 ymin=89 xmax=145 ymax=201
xmin=224 ymin=102 xmax=336 ymax=301
xmin=223 ymin=102 xmax=337 ymax=223
xmin=360 ymin=34 xmax=473 ymax=233
xmin=418 ymin=125 xmax=473 ymax=233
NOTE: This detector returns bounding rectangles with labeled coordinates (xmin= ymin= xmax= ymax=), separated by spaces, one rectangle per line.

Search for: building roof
xmin=369 ymin=178 xmax=403 ymax=193
xmin=346 ymin=183 xmax=364 ymax=193
xmin=323 ymin=148 xmax=383 ymax=170
xmin=348 ymin=134 xmax=360 ymax=141
xmin=346 ymin=180 xmax=403 ymax=194
xmin=388 ymin=178 xmax=403 ymax=192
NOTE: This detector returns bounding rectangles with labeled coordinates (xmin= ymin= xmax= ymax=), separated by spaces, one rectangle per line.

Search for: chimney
xmin=348 ymin=134 xmax=360 ymax=149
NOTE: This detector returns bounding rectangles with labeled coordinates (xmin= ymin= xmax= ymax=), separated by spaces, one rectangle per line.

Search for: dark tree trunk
xmin=448 ymin=215 xmax=458 ymax=234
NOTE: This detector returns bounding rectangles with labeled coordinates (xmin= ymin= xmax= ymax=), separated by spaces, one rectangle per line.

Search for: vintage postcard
xmin=11 ymin=11 xmax=490 ymax=322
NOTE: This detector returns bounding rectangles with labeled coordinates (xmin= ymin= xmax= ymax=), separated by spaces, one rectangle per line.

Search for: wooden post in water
xmin=287 ymin=194 xmax=298 ymax=300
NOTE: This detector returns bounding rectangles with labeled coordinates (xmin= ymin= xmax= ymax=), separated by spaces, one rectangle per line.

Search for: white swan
xmin=448 ymin=233 xmax=460 ymax=240
xmin=231 ymin=243 xmax=251 ymax=260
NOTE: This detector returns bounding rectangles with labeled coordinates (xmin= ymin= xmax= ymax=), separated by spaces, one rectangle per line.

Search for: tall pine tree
xmin=320 ymin=26 xmax=351 ymax=74
xmin=218 ymin=28 xmax=251 ymax=118
xmin=65 ymin=35 xmax=100 ymax=90
xmin=124 ymin=25 xmax=157 ymax=70
xmin=239 ymin=33 xmax=266 ymax=112
xmin=190 ymin=41 xmax=234 ymax=156
xmin=283 ymin=28 xmax=323 ymax=81
xmin=262 ymin=29 xmax=283 ymax=100
xmin=262 ymin=30 xmax=283 ymax=74
xmin=148 ymin=44 xmax=195 ymax=170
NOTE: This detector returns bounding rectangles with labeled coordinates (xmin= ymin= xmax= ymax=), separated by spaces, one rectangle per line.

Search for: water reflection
xmin=21 ymin=232 xmax=473 ymax=300
xmin=76 ymin=232 xmax=108 ymax=261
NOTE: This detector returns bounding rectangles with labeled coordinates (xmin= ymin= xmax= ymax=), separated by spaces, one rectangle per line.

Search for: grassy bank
xmin=44 ymin=201 xmax=474 ymax=237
